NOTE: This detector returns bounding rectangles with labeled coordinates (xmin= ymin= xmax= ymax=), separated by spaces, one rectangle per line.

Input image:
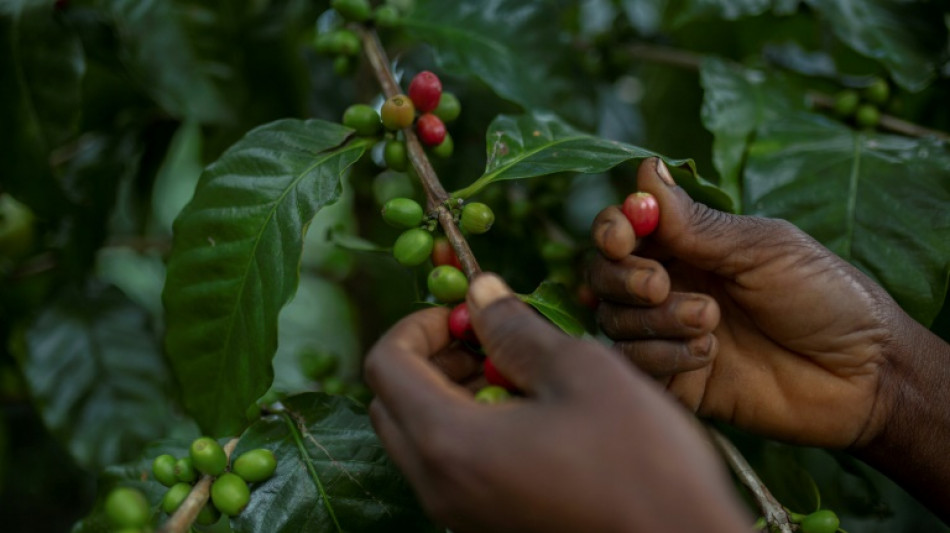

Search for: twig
xmin=707 ymin=427 xmax=794 ymax=533
xmin=157 ymin=438 xmax=240 ymax=533
xmin=356 ymin=26 xmax=482 ymax=278
xmin=624 ymin=42 xmax=950 ymax=141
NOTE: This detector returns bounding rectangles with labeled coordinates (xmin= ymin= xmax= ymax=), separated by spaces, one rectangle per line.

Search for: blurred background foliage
xmin=0 ymin=0 xmax=948 ymax=531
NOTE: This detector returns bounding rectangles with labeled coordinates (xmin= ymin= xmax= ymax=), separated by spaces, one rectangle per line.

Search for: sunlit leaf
xmin=520 ymin=281 xmax=588 ymax=337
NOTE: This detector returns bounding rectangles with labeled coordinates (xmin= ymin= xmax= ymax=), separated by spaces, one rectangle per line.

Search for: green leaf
xmin=454 ymin=112 xmax=733 ymax=212
xmin=15 ymin=286 xmax=174 ymax=470
xmin=163 ymin=119 xmax=368 ymax=437
xmin=520 ymin=281 xmax=588 ymax=337
xmin=401 ymin=0 xmax=566 ymax=109
xmin=802 ymin=0 xmax=947 ymax=91
xmin=231 ymin=393 xmax=439 ymax=533
xmin=699 ymin=57 xmax=806 ymax=210
xmin=744 ymin=112 xmax=950 ymax=325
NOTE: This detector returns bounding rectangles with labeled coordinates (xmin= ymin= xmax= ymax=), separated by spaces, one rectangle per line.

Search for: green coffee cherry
xmin=864 ymin=78 xmax=889 ymax=105
xmin=373 ymin=170 xmax=415 ymax=206
xmin=800 ymin=509 xmax=840 ymax=533
xmin=152 ymin=454 xmax=178 ymax=487
xmin=313 ymin=32 xmax=335 ymax=55
xmin=299 ymin=347 xmax=338 ymax=380
xmin=833 ymin=90 xmax=859 ymax=117
xmin=321 ymin=376 xmax=348 ymax=395
xmin=333 ymin=55 xmax=355 ymax=76
xmin=342 ymin=104 xmax=381 ymax=137
xmin=475 ymin=385 xmax=511 ymax=404
xmin=161 ymin=482 xmax=192 ymax=514
xmin=211 ymin=473 xmax=251 ymax=516
xmin=174 ymin=457 xmax=197 ymax=483
xmin=433 ymin=92 xmax=461 ymax=122
xmin=393 ymin=228 xmax=434 ymax=266
xmin=233 ymin=449 xmax=278 ymax=483
xmin=329 ymin=30 xmax=361 ymax=56
xmin=855 ymin=104 xmax=880 ymax=128
xmin=460 ymin=202 xmax=494 ymax=234
xmin=432 ymin=133 xmax=453 ymax=159
xmin=428 ymin=265 xmax=468 ymax=302
xmin=382 ymin=198 xmax=424 ymax=228
xmin=190 ymin=437 xmax=228 ymax=476
xmin=384 ymin=140 xmax=409 ymax=171
xmin=331 ymin=0 xmax=371 ymax=21
xmin=374 ymin=5 xmax=400 ymax=27
xmin=105 ymin=487 xmax=151 ymax=528
xmin=196 ymin=502 xmax=221 ymax=525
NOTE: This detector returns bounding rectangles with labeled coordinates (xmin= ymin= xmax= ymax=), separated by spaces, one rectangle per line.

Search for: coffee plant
xmin=1 ymin=0 xmax=949 ymax=532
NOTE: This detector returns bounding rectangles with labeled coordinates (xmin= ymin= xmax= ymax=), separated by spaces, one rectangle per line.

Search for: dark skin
xmin=366 ymin=157 xmax=950 ymax=528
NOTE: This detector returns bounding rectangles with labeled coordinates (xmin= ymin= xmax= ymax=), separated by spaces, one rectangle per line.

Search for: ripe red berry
xmin=621 ymin=192 xmax=659 ymax=237
xmin=431 ymin=237 xmax=462 ymax=269
xmin=416 ymin=113 xmax=446 ymax=146
xmin=484 ymin=358 xmax=516 ymax=391
xmin=448 ymin=303 xmax=478 ymax=344
xmin=409 ymin=71 xmax=442 ymax=112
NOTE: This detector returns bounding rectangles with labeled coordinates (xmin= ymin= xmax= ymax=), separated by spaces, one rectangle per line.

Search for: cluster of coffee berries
xmin=312 ymin=0 xmax=407 ymax=75
xmin=832 ymin=77 xmax=891 ymax=129
xmin=149 ymin=438 xmax=277 ymax=524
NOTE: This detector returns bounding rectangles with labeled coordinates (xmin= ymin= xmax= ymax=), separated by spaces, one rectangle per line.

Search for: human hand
xmin=589 ymin=157 xmax=908 ymax=449
xmin=364 ymin=274 xmax=749 ymax=533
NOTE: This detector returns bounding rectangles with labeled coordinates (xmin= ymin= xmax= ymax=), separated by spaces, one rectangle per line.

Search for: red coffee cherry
xmin=408 ymin=71 xmax=442 ymax=113
xmin=416 ymin=113 xmax=446 ymax=146
xmin=484 ymin=358 xmax=517 ymax=391
xmin=448 ymin=303 xmax=478 ymax=344
xmin=621 ymin=192 xmax=659 ymax=237
xmin=431 ymin=237 xmax=462 ymax=269
xmin=381 ymin=94 xmax=415 ymax=131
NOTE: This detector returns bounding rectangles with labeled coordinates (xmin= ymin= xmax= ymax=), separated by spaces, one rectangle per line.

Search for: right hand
xmin=589 ymin=157 xmax=910 ymax=449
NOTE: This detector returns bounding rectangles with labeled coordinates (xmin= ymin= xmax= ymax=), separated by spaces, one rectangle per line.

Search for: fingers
xmin=614 ymin=333 xmax=718 ymax=377
xmin=597 ymin=293 xmax=720 ymax=340
xmin=591 ymin=206 xmax=636 ymax=260
xmin=637 ymin=157 xmax=796 ymax=278
xmin=467 ymin=274 xmax=579 ymax=397
xmin=588 ymin=254 xmax=669 ymax=305
xmin=363 ymin=307 xmax=472 ymax=432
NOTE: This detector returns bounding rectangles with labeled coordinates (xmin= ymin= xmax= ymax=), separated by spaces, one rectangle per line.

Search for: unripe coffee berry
xmin=460 ymin=202 xmax=494 ymax=234
xmin=431 ymin=133 xmax=454 ymax=159
xmin=190 ymin=437 xmax=228 ymax=476
xmin=152 ymin=454 xmax=178 ymax=487
xmin=408 ymin=71 xmax=442 ymax=112
xmin=196 ymin=502 xmax=221 ymax=525
xmin=211 ymin=473 xmax=251 ymax=516
xmin=342 ymin=104 xmax=381 ymax=137
xmin=475 ymin=385 xmax=511 ymax=404
xmin=448 ymin=302 xmax=478 ymax=344
xmin=833 ymin=90 xmax=859 ymax=117
xmin=384 ymin=140 xmax=409 ymax=171
xmin=233 ymin=448 xmax=278 ymax=483
xmin=382 ymin=197 xmax=424 ymax=228
xmin=162 ymin=482 xmax=192 ymax=514
xmin=431 ymin=236 xmax=462 ymax=269
xmin=433 ymin=92 xmax=461 ymax=122
xmin=855 ymin=104 xmax=880 ymax=128
xmin=621 ymin=192 xmax=659 ymax=237
xmin=329 ymin=30 xmax=361 ymax=56
xmin=393 ymin=228 xmax=434 ymax=266
xmin=374 ymin=5 xmax=400 ymax=27
xmin=381 ymin=95 xmax=415 ymax=131
xmin=484 ymin=357 xmax=517 ymax=391
xmin=333 ymin=55 xmax=355 ymax=77
xmin=175 ymin=457 xmax=197 ymax=483
xmin=428 ymin=265 xmax=468 ymax=302
xmin=331 ymin=0 xmax=371 ymax=22
xmin=864 ymin=78 xmax=889 ymax=105
xmin=105 ymin=487 xmax=150 ymax=528
xmin=800 ymin=510 xmax=840 ymax=533
xmin=416 ymin=113 xmax=446 ymax=146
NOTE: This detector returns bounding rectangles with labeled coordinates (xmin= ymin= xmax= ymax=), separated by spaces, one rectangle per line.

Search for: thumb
xmin=638 ymin=157 xmax=783 ymax=278
xmin=466 ymin=274 xmax=577 ymax=396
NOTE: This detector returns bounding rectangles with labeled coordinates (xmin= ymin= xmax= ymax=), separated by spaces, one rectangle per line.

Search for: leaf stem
xmin=356 ymin=26 xmax=482 ymax=278
xmin=157 ymin=437 xmax=239 ymax=533
xmin=707 ymin=427 xmax=794 ymax=533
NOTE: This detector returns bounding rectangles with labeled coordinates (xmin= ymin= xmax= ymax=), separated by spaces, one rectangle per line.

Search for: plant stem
xmin=356 ymin=26 xmax=482 ymax=278
xmin=157 ymin=438 xmax=240 ymax=533
xmin=624 ymin=42 xmax=950 ymax=141
xmin=707 ymin=427 xmax=794 ymax=533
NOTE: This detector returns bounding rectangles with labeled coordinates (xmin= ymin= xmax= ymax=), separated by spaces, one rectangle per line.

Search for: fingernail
xmin=677 ymin=300 xmax=707 ymax=329
xmin=655 ymin=158 xmax=675 ymax=187
xmin=628 ymin=269 xmax=655 ymax=301
xmin=690 ymin=335 xmax=714 ymax=357
xmin=469 ymin=274 xmax=511 ymax=311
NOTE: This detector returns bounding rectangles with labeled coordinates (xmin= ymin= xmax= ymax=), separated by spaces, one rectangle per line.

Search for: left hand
xmin=364 ymin=274 xmax=749 ymax=533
